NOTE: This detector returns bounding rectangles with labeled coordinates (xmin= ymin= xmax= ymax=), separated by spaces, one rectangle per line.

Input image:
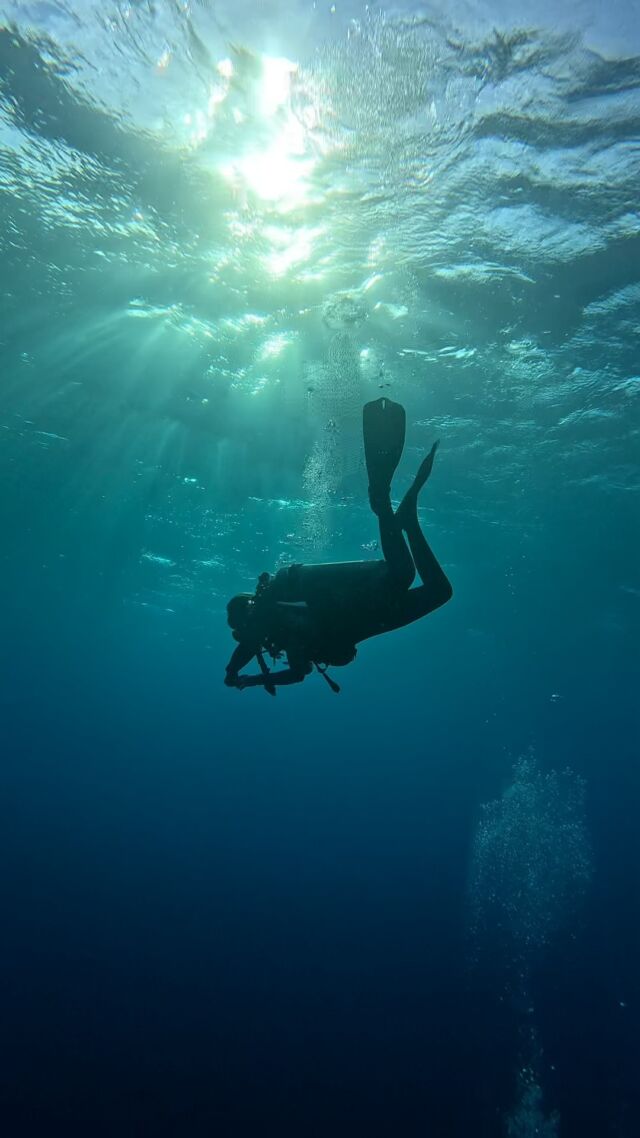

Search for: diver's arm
xmin=224 ymin=642 xmax=257 ymax=684
xmin=226 ymin=645 xmax=278 ymax=696
xmin=236 ymin=638 xmax=312 ymax=689
xmin=236 ymin=664 xmax=311 ymax=689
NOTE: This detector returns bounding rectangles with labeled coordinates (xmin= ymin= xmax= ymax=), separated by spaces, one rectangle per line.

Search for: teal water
xmin=1 ymin=3 xmax=638 ymax=1135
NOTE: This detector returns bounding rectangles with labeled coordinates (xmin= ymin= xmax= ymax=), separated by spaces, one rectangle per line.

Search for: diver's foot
xmin=395 ymin=441 xmax=439 ymax=528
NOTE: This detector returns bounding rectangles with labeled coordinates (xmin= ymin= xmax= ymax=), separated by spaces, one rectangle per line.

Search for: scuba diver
xmin=224 ymin=397 xmax=453 ymax=695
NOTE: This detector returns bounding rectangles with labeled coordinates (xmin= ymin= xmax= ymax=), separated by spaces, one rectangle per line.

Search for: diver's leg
xmin=403 ymin=513 xmax=452 ymax=598
xmin=395 ymin=442 xmax=452 ymax=597
xmin=362 ymin=397 xmax=415 ymax=588
xmin=375 ymin=494 xmax=415 ymax=590
xmin=395 ymin=442 xmax=439 ymax=530
xmin=355 ymin=516 xmax=452 ymax=642
xmin=366 ymin=577 xmax=452 ymax=638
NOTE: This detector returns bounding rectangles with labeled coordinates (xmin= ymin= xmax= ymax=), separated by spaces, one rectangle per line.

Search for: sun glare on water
xmin=180 ymin=49 xmax=327 ymax=278
xmin=222 ymin=55 xmax=318 ymax=212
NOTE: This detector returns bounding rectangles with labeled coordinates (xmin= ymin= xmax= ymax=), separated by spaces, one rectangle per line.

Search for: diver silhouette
xmin=224 ymin=397 xmax=453 ymax=694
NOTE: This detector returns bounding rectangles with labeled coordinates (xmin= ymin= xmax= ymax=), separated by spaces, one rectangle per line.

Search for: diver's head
xmin=226 ymin=593 xmax=255 ymax=636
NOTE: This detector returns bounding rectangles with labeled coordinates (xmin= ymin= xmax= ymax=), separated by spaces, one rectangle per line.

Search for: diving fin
xmin=363 ymin=397 xmax=406 ymax=513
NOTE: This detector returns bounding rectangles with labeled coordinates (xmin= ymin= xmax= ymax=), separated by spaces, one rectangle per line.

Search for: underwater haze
xmin=1 ymin=1 xmax=639 ymax=1134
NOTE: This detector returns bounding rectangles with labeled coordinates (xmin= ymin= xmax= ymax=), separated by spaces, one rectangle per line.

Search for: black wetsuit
xmin=225 ymin=550 xmax=451 ymax=689
xmin=225 ymin=400 xmax=453 ymax=691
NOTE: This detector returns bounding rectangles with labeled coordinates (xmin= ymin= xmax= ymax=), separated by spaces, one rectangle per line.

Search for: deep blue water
xmin=1 ymin=2 xmax=639 ymax=1135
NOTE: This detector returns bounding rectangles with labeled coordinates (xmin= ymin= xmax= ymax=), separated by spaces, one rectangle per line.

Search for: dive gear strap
xmin=314 ymin=662 xmax=341 ymax=694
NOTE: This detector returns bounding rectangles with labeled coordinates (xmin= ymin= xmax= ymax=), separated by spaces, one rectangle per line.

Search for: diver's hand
xmin=233 ymin=674 xmax=276 ymax=696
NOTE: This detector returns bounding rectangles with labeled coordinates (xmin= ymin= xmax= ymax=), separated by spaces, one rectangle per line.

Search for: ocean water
xmin=1 ymin=2 xmax=638 ymax=1135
